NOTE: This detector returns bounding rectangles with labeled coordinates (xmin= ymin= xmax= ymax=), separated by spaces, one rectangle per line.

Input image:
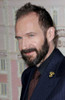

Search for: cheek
xmin=18 ymin=44 xmax=21 ymax=51
xmin=18 ymin=40 xmax=22 ymax=51
xmin=31 ymin=39 xmax=44 ymax=50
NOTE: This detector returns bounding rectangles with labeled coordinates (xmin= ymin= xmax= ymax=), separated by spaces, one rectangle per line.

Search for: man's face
xmin=15 ymin=13 xmax=49 ymax=67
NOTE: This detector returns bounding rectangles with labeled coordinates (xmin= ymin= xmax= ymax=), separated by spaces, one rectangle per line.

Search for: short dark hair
xmin=15 ymin=2 xmax=58 ymax=47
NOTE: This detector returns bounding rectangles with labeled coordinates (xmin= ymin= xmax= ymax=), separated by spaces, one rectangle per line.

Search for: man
xmin=15 ymin=2 xmax=65 ymax=100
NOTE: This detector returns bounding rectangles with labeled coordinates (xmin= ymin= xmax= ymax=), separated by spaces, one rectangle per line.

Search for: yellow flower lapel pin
xmin=49 ymin=71 xmax=55 ymax=78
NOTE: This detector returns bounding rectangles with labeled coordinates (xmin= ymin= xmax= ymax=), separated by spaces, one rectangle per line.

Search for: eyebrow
xmin=15 ymin=32 xmax=37 ymax=39
xmin=15 ymin=36 xmax=22 ymax=39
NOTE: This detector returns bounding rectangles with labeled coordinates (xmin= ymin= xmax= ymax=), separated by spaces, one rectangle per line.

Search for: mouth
xmin=24 ymin=51 xmax=35 ymax=56
xmin=21 ymin=48 xmax=37 ymax=57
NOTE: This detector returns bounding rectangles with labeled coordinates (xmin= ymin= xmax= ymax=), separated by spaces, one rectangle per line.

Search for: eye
xmin=29 ymin=34 xmax=34 ymax=37
xmin=15 ymin=36 xmax=22 ymax=40
xmin=26 ymin=32 xmax=36 ymax=38
xmin=28 ymin=33 xmax=35 ymax=37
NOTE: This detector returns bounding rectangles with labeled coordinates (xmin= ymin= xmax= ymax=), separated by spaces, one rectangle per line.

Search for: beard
xmin=20 ymin=38 xmax=49 ymax=67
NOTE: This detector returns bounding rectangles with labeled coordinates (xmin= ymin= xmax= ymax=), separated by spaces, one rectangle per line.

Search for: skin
xmin=15 ymin=12 xmax=55 ymax=67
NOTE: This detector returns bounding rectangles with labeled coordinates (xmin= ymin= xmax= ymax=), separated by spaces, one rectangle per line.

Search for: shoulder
xmin=57 ymin=57 xmax=65 ymax=77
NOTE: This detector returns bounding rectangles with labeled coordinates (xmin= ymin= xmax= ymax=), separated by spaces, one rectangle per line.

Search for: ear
xmin=46 ymin=27 xmax=55 ymax=42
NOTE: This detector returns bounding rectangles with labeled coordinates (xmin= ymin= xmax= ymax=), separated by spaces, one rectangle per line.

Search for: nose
xmin=18 ymin=38 xmax=29 ymax=50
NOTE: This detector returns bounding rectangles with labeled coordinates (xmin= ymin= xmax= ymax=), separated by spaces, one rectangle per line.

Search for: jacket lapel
xmin=30 ymin=49 xmax=64 ymax=100
xmin=22 ymin=66 xmax=37 ymax=100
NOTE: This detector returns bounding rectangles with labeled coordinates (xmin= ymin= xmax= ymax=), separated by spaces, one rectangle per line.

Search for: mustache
xmin=21 ymin=48 xmax=37 ymax=54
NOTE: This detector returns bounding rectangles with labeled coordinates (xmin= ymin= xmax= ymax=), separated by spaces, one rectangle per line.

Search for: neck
xmin=37 ymin=45 xmax=55 ymax=67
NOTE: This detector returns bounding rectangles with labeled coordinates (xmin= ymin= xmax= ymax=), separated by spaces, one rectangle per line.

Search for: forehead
xmin=15 ymin=12 xmax=42 ymax=35
xmin=16 ymin=12 xmax=39 ymax=25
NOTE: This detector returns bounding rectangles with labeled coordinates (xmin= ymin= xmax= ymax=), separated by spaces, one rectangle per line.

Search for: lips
xmin=21 ymin=48 xmax=37 ymax=57
xmin=24 ymin=51 xmax=35 ymax=56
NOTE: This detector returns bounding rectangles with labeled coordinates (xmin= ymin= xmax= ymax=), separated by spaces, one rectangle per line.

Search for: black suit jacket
xmin=20 ymin=48 xmax=65 ymax=100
